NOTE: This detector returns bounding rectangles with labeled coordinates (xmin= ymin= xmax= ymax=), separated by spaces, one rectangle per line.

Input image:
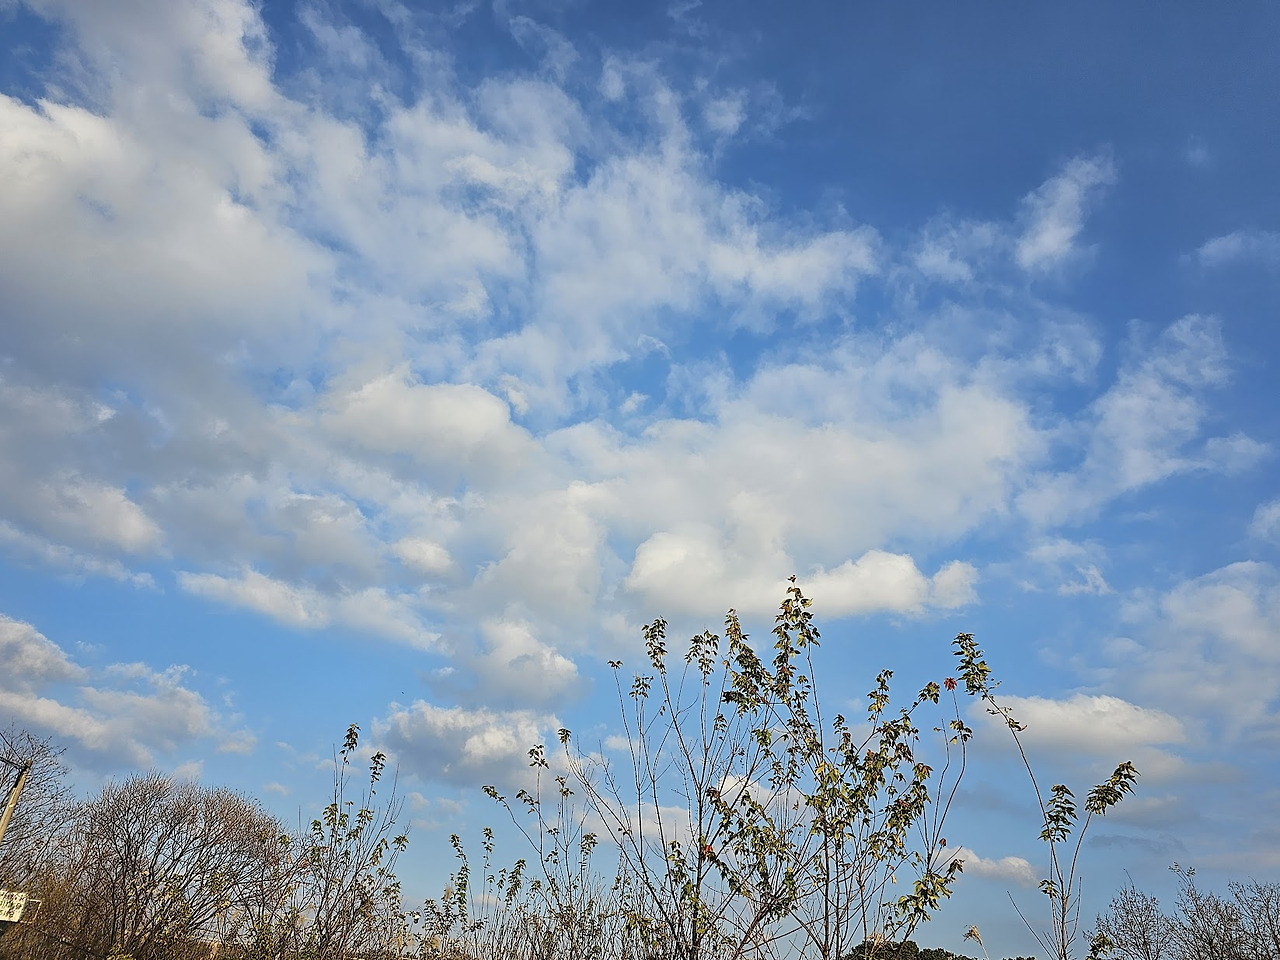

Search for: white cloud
xmin=980 ymin=693 xmax=1187 ymax=756
xmin=178 ymin=568 xmax=436 ymax=647
xmin=1025 ymin=538 xmax=1112 ymax=596
xmin=0 ymin=90 xmax=325 ymax=380
xmin=393 ymin=537 xmax=454 ymax=575
xmin=218 ymin=729 xmax=257 ymax=754
xmin=623 ymin=525 xmax=763 ymax=615
xmin=40 ymin=0 xmax=279 ymax=111
xmin=269 ymin=493 xmax=382 ymax=577
xmin=704 ymin=92 xmax=746 ymax=137
xmin=805 ymin=551 xmax=931 ymax=615
xmin=0 ymin=614 xmax=86 ymax=688
xmin=171 ymin=759 xmax=204 ymax=781
xmin=909 ymin=218 xmax=1002 ymax=284
xmin=1019 ymin=315 xmax=1258 ymax=524
xmin=913 ymin=240 xmax=975 ymax=283
xmin=1159 ymin=561 xmax=1280 ymax=663
xmin=1015 ymin=154 xmax=1115 ymax=271
xmin=1248 ymin=499 xmax=1280 ymax=543
xmin=323 ymin=373 xmax=535 ymax=477
xmin=572 ymin=358 xmax=1038 ymax=621
xmin=1195 ymin=229 xmax=1280 ymax=269
xmin=375 ymin=700 xmax=559 ymax=790
xmin=506 ymin=16 xmax=578 ymax=81
xmin=333 ymin=588 xmax=439 ymax=649
xmin=179 ymin=568 xmax=328 ymax=629
xmin=79 ymin=664 xmax=215 ymax=758
xmin=625 ymin=538 xmax=976 ymax=620
xmin=0 ymin=611 xmax=246 ymax=768
xmin=1091 ymin=562 xmax=1280 ymax=750
xmin=950 ymin=846 xmax=1038 ymax=887
xmin=809 ymin=552 xmax=978 ymax=616
xmin=473 ymin=482 xmax=611 ymax=619
xmin=38 ymin=476 xmax=163 ymax=554
xmin=0 ymin=522 xmax=155 ymax=586
xmin=0 ymin=0 xmax=1039 ymax=674
xmin=0 ymin=378 xmax=164 ymax=563
xmin=0 ymin=0 xmax=1268 ymax=790
xmin=468 ymin=618 xmax=580 ymax=705
xmin=931 ymin=560 xmax=981 ymax=608
xmin=1058 ymin=566 xmax=1110 ymax=596
xmin=1201 ymin=433 xmax=1270 ymax=474
xmin=908 ymin=157 xmax=1123 ymax=286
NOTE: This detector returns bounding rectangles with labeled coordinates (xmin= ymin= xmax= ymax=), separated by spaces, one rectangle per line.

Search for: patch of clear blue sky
xmin=0 ymin=4 xmax=60 ymax=104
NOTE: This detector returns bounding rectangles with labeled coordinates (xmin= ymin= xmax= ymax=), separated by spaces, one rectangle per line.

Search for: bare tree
xmin=1171 ymin=866 xmax=1249 ymax=960
xmin=1092 ymin=869 xmax=1280 ymax=960
xmin=50 ymin=772 xmax=285 ymax=960
xmin=0 ymin=725 xmax=76 ymax=889
xmin=1229 ymin=879 xmax=1280 ymax=960
xmin=1092 ymin=880 xmax=1175 ymax=960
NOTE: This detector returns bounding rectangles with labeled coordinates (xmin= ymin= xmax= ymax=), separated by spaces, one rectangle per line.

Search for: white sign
xmin=0 ymin=890 xmax=28 ymax=923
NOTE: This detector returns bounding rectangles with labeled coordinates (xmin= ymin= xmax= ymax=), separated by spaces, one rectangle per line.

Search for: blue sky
xmin=2 ymin=0 xmax=1279 ymax=953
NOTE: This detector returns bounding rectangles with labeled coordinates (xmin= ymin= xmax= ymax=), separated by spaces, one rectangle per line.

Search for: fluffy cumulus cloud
xmin=178 ymin=568 xmax=329 ymax=629
xmin=948 ymin=846 xmax=1037 ymax=888
xmin=1060 ymin=561 xmax=1280 ymax=760
xmin=0 ymin=614 xmax=86 ymax=688
xmin=0 ymin=613 xmax=248 ymax=767
xmin=0 ymin=378 xmax=164 ymax=564
xmin=463 ymin=618 xmax=580 ymax=706
xmin=0 ymin=3 xmax=1251 ymax=652
xmin=374 ymin=700 xmax=559 ymax=790
xmin=1159 ymin=562 xmax=1280 ymax=661
xmin=969 ymin=688 xmax=1193 ymax=792
xmin=980 ymin=693 xmax=1187 ymax=756
xmin=784 ymin=552 xmax=974 ymax=618
xmin=625 ymin=538 xmax=976 ymax=621
xmin=322 ymin=374 xmax=536 ymax=479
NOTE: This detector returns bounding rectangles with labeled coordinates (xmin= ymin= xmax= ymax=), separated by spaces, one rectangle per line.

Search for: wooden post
xmin=0 ymin=762 xmax=32 ymax=851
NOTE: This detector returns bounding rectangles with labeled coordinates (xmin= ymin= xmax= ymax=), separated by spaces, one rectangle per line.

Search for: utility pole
xmin=0 ymin=758 xmax=34 ymax=935
xmin=0 ymin=759 xmax=32 ymax=851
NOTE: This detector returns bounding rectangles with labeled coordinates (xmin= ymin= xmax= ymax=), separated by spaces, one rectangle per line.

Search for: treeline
xmin=843 ymin=941 xmax=1030 ymax=960
xmin=0 ymin=723 xmax=1011 ymax=960
xmin=1093 ymin=868 xmax=1280 ymax=960
xmin=6 ymin=723 xmax=1276 ymax=960
xmin=0 ymin=725 xmax=406 ymax=960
